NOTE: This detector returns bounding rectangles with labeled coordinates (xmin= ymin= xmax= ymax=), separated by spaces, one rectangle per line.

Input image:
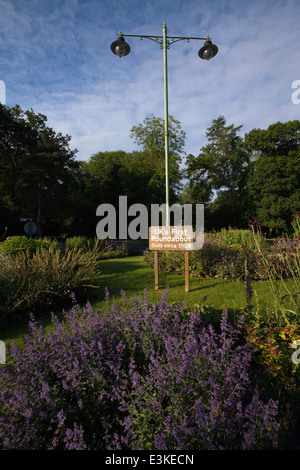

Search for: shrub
xmin=208 ymin=227 xmax=261 ymax=254
xmin=0 ymin=290 xmax=280 ymax=450
xmin=249 ymin=219 xmax=300 ymax=322
xmin=245 ymin=323 xmax=300 ymax=390
xmin=65 ymin=236 xmax=93 ymax=252
xmin=144 ymin=240 xmax=258 ymax=281
xmin=144 ymin=223 xmax=300 ymax=284
xmin=0 ymin=245 xmax=101 ymax=324
xmin=66 ymin=236 xmax=128 ymax=260
xmin=291 ymin=211 xmax=300 ymax=237
xmin=0 ymin=236 xmax=128 ymax=260
xmin=0 ymin=236 xmax=61 ymax=257
xmin=96 ymin=240 xmax=128 ymax=260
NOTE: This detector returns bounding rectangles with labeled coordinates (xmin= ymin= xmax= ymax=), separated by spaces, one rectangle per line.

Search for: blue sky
xmin=0 ymin=0 xmax=299 ymax=162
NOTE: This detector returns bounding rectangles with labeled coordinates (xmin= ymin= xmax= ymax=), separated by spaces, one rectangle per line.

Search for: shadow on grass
xmin=186 ymin=282 xmax=224 ymax=293
xmin=1 ymin=255 xmax=258 ymax=340
xmin=89 ymin=257 xmax=222 ymax=302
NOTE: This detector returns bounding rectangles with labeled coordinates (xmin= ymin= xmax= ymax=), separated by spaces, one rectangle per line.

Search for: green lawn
xmin=2 ymin=254 xmax=297 ymax=342
xmin=88 ymin=255 xmax=289 ymax=320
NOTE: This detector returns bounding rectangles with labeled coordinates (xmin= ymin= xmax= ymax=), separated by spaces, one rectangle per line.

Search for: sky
xmin=0 ymin=0 xmax=300 ymax=162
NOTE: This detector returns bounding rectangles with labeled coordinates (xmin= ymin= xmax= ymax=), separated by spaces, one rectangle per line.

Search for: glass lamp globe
xmin=111 ymin=36 xmax=131 ymax=57
xmin=198 ymin=40 xmax=218 ymax=61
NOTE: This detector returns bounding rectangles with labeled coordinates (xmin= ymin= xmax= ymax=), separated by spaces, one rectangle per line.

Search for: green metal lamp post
xmin=111 ymin=22 xmax=218 ymax=226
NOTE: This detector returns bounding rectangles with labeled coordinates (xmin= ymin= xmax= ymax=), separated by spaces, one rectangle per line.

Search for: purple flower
xmin=0 ymin=289 xmax=280 ymax=450
xmin=245 ymin=274 xmax=253 ymax=301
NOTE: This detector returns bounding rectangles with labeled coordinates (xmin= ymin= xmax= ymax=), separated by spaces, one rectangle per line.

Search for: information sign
xmin=149 ymin=226 xmax=194 ymax=251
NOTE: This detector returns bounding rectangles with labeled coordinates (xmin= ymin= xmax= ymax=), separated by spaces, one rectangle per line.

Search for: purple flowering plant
xmin=0 ymin=289 xmax=280 ymax=450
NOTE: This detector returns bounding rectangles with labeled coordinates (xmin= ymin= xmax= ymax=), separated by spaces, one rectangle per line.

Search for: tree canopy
xmin=184 ymin=116 xmax=250 ymax=228
xmin=0 ymin=105 xmax=299 ymax=237
xmin=0 ymin=104 xmax=78 ymax=236
xmin=244 ymin=120 xmax=300 ymax=233
xmin=130 ymin=114 xmax=185 ymax=202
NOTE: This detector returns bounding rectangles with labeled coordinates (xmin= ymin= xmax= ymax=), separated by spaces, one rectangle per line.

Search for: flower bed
xmin=0 ymin=290 xmax=280 ymax=450
xmin=0 ymin=236 xmax=128 ymax=324
xmin=144 ymin=226 xmax=300 ymax=282
xmin=0 ymin=244 xmax=101 ymax=324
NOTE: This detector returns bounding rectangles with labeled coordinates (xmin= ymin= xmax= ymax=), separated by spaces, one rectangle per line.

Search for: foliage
xmin=145 ymin=223 xmax=300 ymax=286
xmin=129 ymin=114 xmax=185 ymax=199
xmin=0 ymin=236 xmax=61 ymax=256
xmin=0 ymin=291 xmax=279 ymax=450
xmin=245 ymin=323 xmax=300 ymax=390
xmin=248 ymin=217 xmax=300 ymax=322
xmin=245 ymin=120 xmax=300 ymax=235
xmin=0 ymin=104 xmax=78 ymax=237
xmin=239 ymin=215 xmax=300 ymax=408
xmin=65 ymin=236 xmax=128 ymax=260
xmin=208 ymin=227 xmax=260 ymax=252
xmin=144 ymin=228 xmax=257 ymax=281
xmin=292 ymin=211 xmax=300 ymax=237
xmin=130 ymin=114 xmax=186 ymax=158
xmin=0 ymin=235 xmax=128 ymax=260
xmin=185 ymin=116 xmax=250 ymax=226
xmin=0 ymin=244 xmax=101 ymax=324
xmin=1 ymin=104 xmax=299 ymax=237
xmin=144 ymin=243 xmax=261 ymax=281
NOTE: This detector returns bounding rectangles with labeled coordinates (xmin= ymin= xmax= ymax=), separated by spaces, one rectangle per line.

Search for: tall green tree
xmin=82 ymin=150 xmax=128 ymax=208
xmin=245 ymin=120 xmax=300 ymax=234
xmin=130 ymin=114 xmax=186 ymax=203
xmin=185 ymin=116 xmax=250 ymax=227
xmin=0 ymin=104 xmax=78 ymax=236
xmin=0 ymin=104 xmax=35 ymax=233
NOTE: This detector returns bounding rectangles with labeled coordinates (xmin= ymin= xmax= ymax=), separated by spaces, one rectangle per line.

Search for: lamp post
xmin=111 ymin=22 xmax=218 ymax=226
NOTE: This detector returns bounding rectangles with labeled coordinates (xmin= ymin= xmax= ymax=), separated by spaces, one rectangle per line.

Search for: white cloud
xmin=0 ymin=80 xmax=5 ymax=104
xmin=1 ymin=0 xmax=299 ymax=161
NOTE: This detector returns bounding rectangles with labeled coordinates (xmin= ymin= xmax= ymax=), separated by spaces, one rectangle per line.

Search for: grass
xmin=2 ymin=254 xmax=298 ymax=343
xmin=81 ymin=255 xmax=297 ymax=324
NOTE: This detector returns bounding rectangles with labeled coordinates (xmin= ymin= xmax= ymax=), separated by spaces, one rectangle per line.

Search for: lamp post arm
xmin=119 ymin=32 xmax=210 ymax=46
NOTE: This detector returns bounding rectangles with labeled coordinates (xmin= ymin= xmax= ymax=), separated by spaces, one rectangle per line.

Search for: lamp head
xmin=111 ymin=35 xmax=131 ymax=57
xmin=198 ymin=39 xmax=218 ymax=60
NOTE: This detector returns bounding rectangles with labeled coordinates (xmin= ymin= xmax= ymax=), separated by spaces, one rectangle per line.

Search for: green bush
xmin=0 ymin=245 xmax=101 ymax=325
xmin=0 ymin=236 xmax=128 ymax=260
xmin=208 ymin=227 xmax=262 ymax=253
xmin=144 ymin=239 xmax=251 ymax=280
xmin=65 ymin=236 xmax=94 ymax=251
xmin=0 ymin=236 xmax=61 ymax=257
xmin=144 ymin=241 xmax=226 ymax=278
xmin=144 ymin=225 xmax=300 ymax=283
xmin=65 ymin=236 xmax=128 ymax=259
xmin=249 ymin=220 xmax=300 ymax=323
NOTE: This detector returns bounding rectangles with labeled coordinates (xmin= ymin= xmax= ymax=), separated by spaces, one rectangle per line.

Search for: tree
xmin=130 ymin=114 xmax=186 ymax=203
xmin=0 ymin=104 xmax=78 ymax=236
xmin=84 ymin=148 xmax=181 ymax=235
xmin=183 ymin=153 xmax=213 ymax=204
xmin=185 ymin=116 xmax=250 ymax=227
xmin=0 ymin=104 xmax=34 ymax=233
xmin=245 ymin=120 xmax=300 ymax=234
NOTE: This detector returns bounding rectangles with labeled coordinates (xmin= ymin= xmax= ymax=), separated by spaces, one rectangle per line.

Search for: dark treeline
xmin=0 ymin=104 xmax=299 ymax=238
